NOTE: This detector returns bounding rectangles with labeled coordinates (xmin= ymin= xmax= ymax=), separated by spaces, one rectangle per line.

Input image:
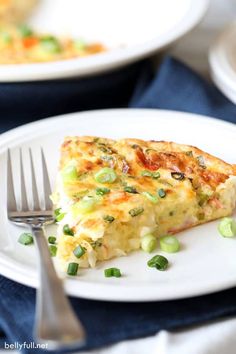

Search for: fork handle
xmin=31 ymin=225 xmax=86 ymax=350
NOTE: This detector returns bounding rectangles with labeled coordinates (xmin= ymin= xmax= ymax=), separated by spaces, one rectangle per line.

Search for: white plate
xmin=0 ymin=0 xmax=208 ymax=82
xmin=209 ymin=22 xmax=236 ymax=104
xmin=0 ymin=109 xmax=236 ymax=302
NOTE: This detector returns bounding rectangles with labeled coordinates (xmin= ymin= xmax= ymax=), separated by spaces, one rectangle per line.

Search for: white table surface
xmin=1 ymin=0 xmax=236 ymax=353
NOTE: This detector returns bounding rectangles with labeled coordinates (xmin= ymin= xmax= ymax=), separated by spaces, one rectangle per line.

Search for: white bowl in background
xmin=0 ymin=0 xmax=208 ymax=82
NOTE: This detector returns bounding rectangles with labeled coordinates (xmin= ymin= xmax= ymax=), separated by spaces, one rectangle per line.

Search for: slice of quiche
xmin=52 ymin=136 xmax=236 ymax=269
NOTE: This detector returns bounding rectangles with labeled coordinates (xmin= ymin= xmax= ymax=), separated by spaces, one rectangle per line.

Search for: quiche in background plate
xmin=52 ymin=136 xmax=236 ymax=270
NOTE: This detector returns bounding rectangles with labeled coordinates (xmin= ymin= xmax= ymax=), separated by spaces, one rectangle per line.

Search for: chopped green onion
xmin=78 ymin=173 xmax=88 ymax=181
xmin=185 ymin=151 xmax=193 ymax=157
xmin=94 ymin=167 xmax=117 ymax=184
xmin=104 ymin=267 xmax=121 ymax=278
xmin=158 ymin=188 xmax=166 ymax=198
xmin=73 ymin=245 xmax=85 ymax=258
xmin=113 ymin=268 xmax=122 ymax=277
xmin=197 ymin=212 xmax=205 ymax=221
xmin=142 ymin=191 xmax=158 ymax=204
xmin=152 ymin=171 xmax=161 ymax=179
xmin=74 ymin=196 xmax=97 ymax=214
xmin=141 ymin=234 xmax=157 ymax=253
xmin=72 ymin=190 xmax=89 ymax=199
xmin=91 ymin=240 xmax=102 ymax=248
xmin=141 ymin=170 xmax=160 ymax=179
xmin=129 ymin=207 xmax=144 ymax=217
xmin=54 ymin=208 xmax=65 ymax=222
xmin=141 ymin=170 xmax=153 ymax=177
xmin=197 ymin=155 xmax=206 ymax=169
xmin=61 ymin=162 xmax=78 ymax=182
xmin=49 ymin=245 xmax=57 ymax=257
xmin=98 ymin=145 xmax=113 ymax=154
xmin=67 ymin=263 xmax=79 ymax=276
xmin=124 ymin=186 xmax=138 ymax=194
xmin=171 ymin=172 xmax=185 ymax=180
xmin=40 ymin=36 xmax=61 ymax=53
xmin=56 ymin=212 xmax=65 ymax=222
xmin=96 ymin=187 xmax=110 ymax=196
xmin=218 ymin=217 xmax=236 ymax=238
xmin=198 ymin=193 xmax=210 ymax=207
xmin=48 ymin=236 xmax=56 ymax=244
xmin=104 ymin=268 xmax=113 ymax=277
xmin=103 ymin=215 xmax=115 ymax=223
xmin=54 ymin=208 xmax=61 ymax=217
xmin=18 ymin=233 xmax=34 ymax=245
xmin=160 ymin=236 xmax=180 ymax=253
xmin=74 ymin=39 xmax=86 ymax=50
xmin=18 ymin=24 xmax=33 ymax=38
xmin=0 ymin=31 xmax=12 ymax=43
xmin=147 ymin=255 xmax=168 ymax=271
xmin=63 ymin=224 xmax=74 ymax=236
xmin=101 ymin=155 xmax=113 ymax=162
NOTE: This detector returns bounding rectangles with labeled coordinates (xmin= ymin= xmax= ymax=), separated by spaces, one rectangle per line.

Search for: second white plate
xmin=0 ymin=0 xmax=208 ymax=82
xmin=0 ymin=109 xmax=235 ymax=302
xmin=209 ymin=22 xmax=236 ymax=104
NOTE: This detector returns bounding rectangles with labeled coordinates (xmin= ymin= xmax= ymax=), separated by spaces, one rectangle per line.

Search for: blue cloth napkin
xmin=130 ymin=57 xmax=236 ymax=123
xmin=0 ymin=56 xmax=236 ymax=354
xmin=0 ymin=60 xmax=146 ymax=133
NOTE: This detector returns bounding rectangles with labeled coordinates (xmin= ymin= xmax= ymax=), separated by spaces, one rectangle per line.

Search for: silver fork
xmin=7 ymin=148 xmax=86 ymax=350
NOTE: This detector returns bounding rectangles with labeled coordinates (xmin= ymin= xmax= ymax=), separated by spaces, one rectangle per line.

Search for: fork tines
xmin=7 ymin=148 xmax=52 ymax=218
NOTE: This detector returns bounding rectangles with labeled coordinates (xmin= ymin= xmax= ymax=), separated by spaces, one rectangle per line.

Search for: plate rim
xmin=0 ymin=0 xmax=209 ymax=82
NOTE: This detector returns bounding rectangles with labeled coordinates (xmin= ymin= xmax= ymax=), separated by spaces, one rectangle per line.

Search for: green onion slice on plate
xmin=54 ymin=208 xmax=65 ymax=222
xmin=67 ymin=263 xmax=79 ymax=276
xmin=218 ymin=217 xmax=236 ymax=237
xmin=104 ymin=267 xmax=121 ymax=278
xmin=147 ymin=255 xmax=168 ymax=271
xmin=160 ymin=236 xmax=180 ymax=253
xmin=48 ymin=236 xmax=56 ymax=244
xmin=49 ymin=245 xmax=57 ymax=257
xmin=63 ymin=224 xmax=74 ymax=236
xmin=18 ymin=233 xmax=34 ymax=245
